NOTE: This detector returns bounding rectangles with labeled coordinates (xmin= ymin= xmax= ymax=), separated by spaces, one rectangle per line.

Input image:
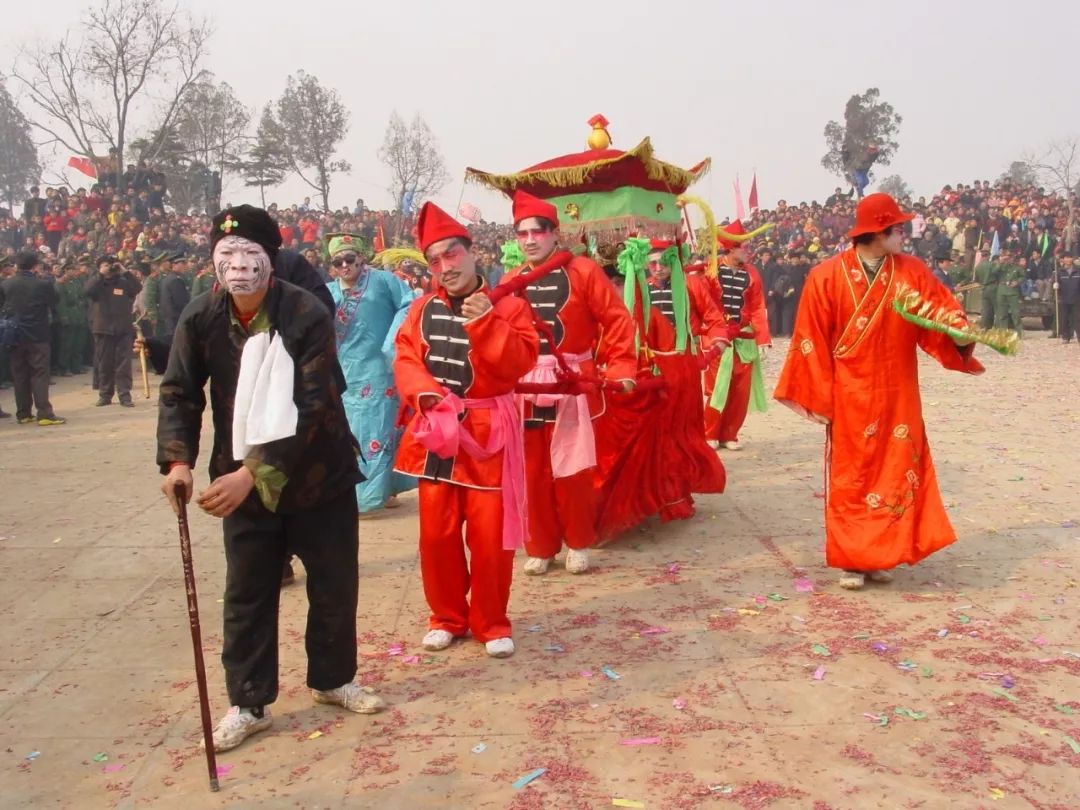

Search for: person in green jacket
xmin=973 ymin=254 xmax=1000 ymax=328
xmin=56 ymin=264 xmax=88 ymax=375
xmin=189 ymin=258 xmax=216 ymax=298
xmin=995 ymin=248 xmax=1024 ymax=336
xmin=141 ymin=252 xmax=167 ymax=336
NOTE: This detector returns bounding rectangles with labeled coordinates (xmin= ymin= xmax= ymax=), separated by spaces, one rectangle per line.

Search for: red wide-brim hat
xmin=847 ymin=193 xmax=915 ymax=238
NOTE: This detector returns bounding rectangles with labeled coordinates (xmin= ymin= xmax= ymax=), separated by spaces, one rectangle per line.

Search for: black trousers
xmin=1059 ymin=299 xmax=1080 ymax=342
xmin=10 ymin=342 xmax=54 ymax=419
xmin=93 ymin=331 xmax=133 ymax=400
xmin=221 ymin=486 xmax=359 ymax=708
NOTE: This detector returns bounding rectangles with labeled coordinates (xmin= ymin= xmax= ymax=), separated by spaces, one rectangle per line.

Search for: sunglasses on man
xmin=331 ymin=254 xmax=360 ymax=268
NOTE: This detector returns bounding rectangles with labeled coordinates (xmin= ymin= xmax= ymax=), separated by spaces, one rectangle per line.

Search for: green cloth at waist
xmin=709 ymin=337 xmax=768 ymax=413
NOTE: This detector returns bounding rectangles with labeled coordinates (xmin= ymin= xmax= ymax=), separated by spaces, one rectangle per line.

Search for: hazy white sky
xmin=4 ymin=0 xmax=1080 ymax=221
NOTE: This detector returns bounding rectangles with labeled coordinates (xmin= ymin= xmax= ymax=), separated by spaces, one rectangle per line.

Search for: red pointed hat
xmin=416 ymin=202 xmax=470 ymax=253
xmin=649 ymin=239 xmax=674 ymax=252
xmin=717 ymin=219 xmax=748 ymax=251
xmin=847 ymin=193 xmax=914 ymax=238
xmin=512 ymin=190 xmax=559 ymax=228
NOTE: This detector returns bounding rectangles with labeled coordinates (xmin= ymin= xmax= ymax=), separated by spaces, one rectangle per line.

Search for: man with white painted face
xmin=156 ymin=204 xmax=386 ymax=753
xmin=393 ymin=202 xmax=539 ymax=659
xmin=499 ymin=191 xmax=637 ymax=577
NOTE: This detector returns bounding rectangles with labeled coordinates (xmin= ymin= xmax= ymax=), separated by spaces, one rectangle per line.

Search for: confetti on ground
xmin=794 ymin=578 xmax=814 ymax=593
xmin=471 ymin=743 xmax=487 ymax=754
xmin=545 ymin=644 xmax=565 ymax=653
xmin=512 ymin=768 xmax=547 ymax=789
xmin=672 ymin=698 xmax=687 ymax=710
xmin=308 ymin=730 xmax=323 ymax=740
xmin=601 ymin=666 xmax=621 ymax=680
xmin=639 ymin=627 xmax=669 ymax=636
xmin=937 ymin=629 xmax=949 ymax=638
xmin=103 ymin=763 xmax=125 ymax=773
xmin=767 ymin=593 xmax=787 ymax=601
xmin=709 ymin=785 xmax=734 ymax=794
xmin=989 ymin=787 xmax=1005 ymax=800
xmin=813 ymin=666 xmax=826 ymax=681
xmin=612 ymin=800 xmax=645 ymax=808
xmin=1064 ymin=736 xmax=1080 ymax=755
xmin=894 ymin=708 xmax=927 ymax=720
xmin=1055 ymin=704 xmax=1075 ymax=715
xmin=1001 ymin=675 xmax=1015 ymax=689
xmin=992 ymin=689 xmax=1019 ymax=703
xmin=215 ymin=764 xmax=233 ymax=777
xmin=91 ymin=753 xmax=108 ymax=763
xmin=620 ymin=737 xmax=661 ymax=746
xmin=580 ymin=670 xmax=594 ymax=678
xmin=26 ymin=751 xmax=40 ymax=762
xmin=811 ymin=644 xmax=831 ymax=657
xmin=863 ymin=713 xmax=889 ymax=726
xmin=958 ymin=614 xmax=971 ymax=624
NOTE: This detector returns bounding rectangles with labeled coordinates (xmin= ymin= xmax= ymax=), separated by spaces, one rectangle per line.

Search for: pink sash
xmin=411 ymin=392 xmax=526 ymax=551
xmin=518 ymin=351 xmax=597 ymax=478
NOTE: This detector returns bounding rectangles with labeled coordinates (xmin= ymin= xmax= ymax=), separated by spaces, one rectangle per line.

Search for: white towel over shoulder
xmin=232 ymin=332 xmax=299 ymax=461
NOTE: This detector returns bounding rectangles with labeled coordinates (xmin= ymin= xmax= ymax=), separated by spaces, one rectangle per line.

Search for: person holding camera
xmin=84 ymin=255 xmax=141 ymax=407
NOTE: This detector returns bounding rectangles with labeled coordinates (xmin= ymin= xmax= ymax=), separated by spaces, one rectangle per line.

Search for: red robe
xmin=774 ymin=249 xmax=983 ymax=571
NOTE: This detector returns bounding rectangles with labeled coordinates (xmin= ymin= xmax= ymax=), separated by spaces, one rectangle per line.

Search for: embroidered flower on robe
xmin=855 ymin=315 xmax=869 ymax=331
xmin=863 ymin=421 xmax=879 ymax=438
xmin=865 ymin=492 xmax=884 ymax=509
xmin=799 ymin=338 xmax=814 ymax=356
xmin=368 ymin=439 xmax=382 ymax=454
xmin=905 ymin=469 xmax=919 ymax=486
xmin=892 ymin=424 xmax=909 ymax=439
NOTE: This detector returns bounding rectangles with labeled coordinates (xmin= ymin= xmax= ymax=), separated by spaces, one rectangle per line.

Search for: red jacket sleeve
xmin=393 ymin=297 xmax=443 ymax=409
xmin=575 ymin=257 xmax=638 ymax=382
xmin=687 ymin=274 xmax=730 ymax=346
xmin=745 ymin=266 xmax=772 ymax=346
xmin=462 ymin=296 xmax=540 ymax=390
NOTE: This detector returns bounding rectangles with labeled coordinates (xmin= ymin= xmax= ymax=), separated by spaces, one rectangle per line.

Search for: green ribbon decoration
xmin=617 ymin=238 xmax=652 ymax=355
xmin=709 ymin=337 xmax=768 ymax=413
xmin=658 ymin=244 xmax=693 ymax=354
xmin=500 ymin=240 xmax=527 ymax=269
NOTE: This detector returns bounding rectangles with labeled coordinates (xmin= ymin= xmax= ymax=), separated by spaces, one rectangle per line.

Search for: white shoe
xmin=565 ymin=548 xmax=590 ymax=574
xmin=838 ymin=571 xmax=866 ymax=590
xmin=866 ymin=569 xmax=894 ymax=584
xmin=485 ymin=637 xmax=515 ymax=658
xmin=721 ymin=441 xmax=743 ymax=451
xmin=312 ymin=682 xmax=387 ymax=714
xmin=421 ymin=629 xmax=455 ymax=651
xmin=383 ymin=495 xmax=402 ymax=509
xmin=706 ymin=439 xmax=720 ymax=450
xmin=202 ymin=706 xmax=272 ymax=753
xmin=524 ymin=556 xmax=552 ymax=576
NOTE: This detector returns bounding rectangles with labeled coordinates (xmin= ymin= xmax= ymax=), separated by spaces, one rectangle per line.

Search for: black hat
xmin=15 ymin=250 xmax=40 ymax=271
xmin=210 ymin=205 xmax=282 ymax=260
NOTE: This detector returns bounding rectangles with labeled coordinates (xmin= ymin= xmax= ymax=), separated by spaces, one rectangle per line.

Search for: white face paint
xmin=212 ymin=235 xmax=272 ymax=295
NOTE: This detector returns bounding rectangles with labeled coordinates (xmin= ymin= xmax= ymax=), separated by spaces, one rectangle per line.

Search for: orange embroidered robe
xmin=774 ymin=249 xmax=984 ymax=571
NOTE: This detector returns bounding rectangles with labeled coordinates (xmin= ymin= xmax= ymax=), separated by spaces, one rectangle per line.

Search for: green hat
xmin=326 ymin=233 xmax=371 ymax=260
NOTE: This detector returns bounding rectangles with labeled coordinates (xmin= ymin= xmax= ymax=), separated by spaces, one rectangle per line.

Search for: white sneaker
xmin=485 ymin=637 xmax=515 ymax=658
xmin=838 ymin=571 xmax=866 ymax=590
xmin=312 ymin=682 xmax=387 ymax=714
xmin=422 ymin=629 xmax=455 ymax=651
xmin=721 ymin=441 xmax=743 ymax=451
xmin=706 ymin=439 xmax=720 ymax=450
xmin=866 ymin=569 xmax=894 ymax=583
xmin=565 ymin=548 xmax=590 ymax=574
xmin=524 ymin=556 xmax=552 ymax=576
xmin=202 ymin=706 xmax=272 ymax=753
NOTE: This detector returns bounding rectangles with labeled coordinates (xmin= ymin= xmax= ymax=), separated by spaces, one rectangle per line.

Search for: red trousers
xmin=523 ymin=423 xmax=597 ymax=559
xmin=418 ymin=480 xmax=514 ymax=642
xmin=704 ymin=353 xmax=753 ymax=443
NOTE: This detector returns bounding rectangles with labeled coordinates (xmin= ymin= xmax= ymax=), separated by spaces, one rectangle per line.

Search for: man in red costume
xmin=774 ymin=194 xmax=983 ymax=590
xmin=703 ymin=222 xmax=771 ymax=450
xmin=393 ymin=202 xmax=539 ymax=657
xmin=647 ymin=241 xmax=730 ymax=350
xmin=501 ymin=191 xmax=638 ymax=576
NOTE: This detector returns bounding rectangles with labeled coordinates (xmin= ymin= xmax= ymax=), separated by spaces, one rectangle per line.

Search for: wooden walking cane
xmin=174 ymin=485 xmax=220 ymax=791
xmin=136 ymin=323 xmax=151 ymax=399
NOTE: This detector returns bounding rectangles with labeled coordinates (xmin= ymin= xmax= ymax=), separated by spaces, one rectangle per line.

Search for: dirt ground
xmin=1 ymin=335 xmax=1078 ymax=810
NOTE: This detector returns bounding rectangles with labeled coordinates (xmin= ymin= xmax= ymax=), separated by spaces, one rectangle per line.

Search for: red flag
xmin=748 ymin=173 xmax=759 ymax=213
xmin=67 ymin=156 xmax=98 ymax=179
xmin=373 ymin=216 xmax=386 ymax=253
